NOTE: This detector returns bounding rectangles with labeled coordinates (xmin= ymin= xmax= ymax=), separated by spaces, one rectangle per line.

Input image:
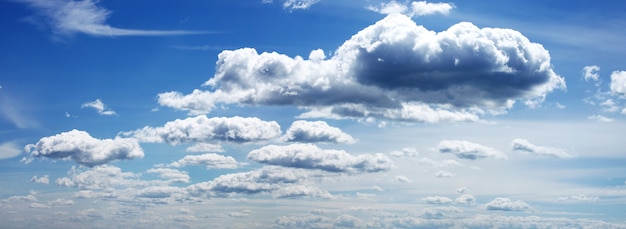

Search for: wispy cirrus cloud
xmin=262 ymin=0 xmax=319 ymax=11
xmin=16 ymin=0 xmax=205 ymax=38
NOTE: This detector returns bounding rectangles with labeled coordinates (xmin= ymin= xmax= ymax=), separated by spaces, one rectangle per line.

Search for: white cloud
xmin=434 ymin=170 xmax=455 ymax=178
xmin=454 ymin=194 xmax=475 ymax=205
xmin=158 ymin=14 xmax=565 ymax=122
xmin=17 ymin=0 xmax=203 ymax=38
xmin=121 ymin=116 xmax=281 ymax=144
xmin=588 ymin=114 xmax=614 ymax=123
xmin=81 ymin=99 xmax=116 ymax=116
xmin=25 ymin=129 xmax=143 ymax=167
xmin=262 ymin=0 xmax=319 ymax=11
xmin=170 ymin=153 xmax=239 ymax=169
xmin=30 ymin=175 xmax=50 ymax=185
xmin=419 ymin=157 xmax=463 ymax=168
xmin=283 ymin=120 xmax=356 ymax=144
xmin=389 ymin=147 xmax=418 ymax=157
xmin=396 ymin=175 xmax=412 ymax=183
xmin=187 ymin=166 xmax=330 ymax=198
xmin=610 ymin=71 xmax=626 ymax=95
xmin=600 ymin=99 xmax=620 ymax=112
xmin=247 ymin=143 xmax=393 ymax=173
xmin=146 ymin=168 xmax=190 ymax=183
xmin=420 ymin=196 xmax=453 ymax=204
xmin=511 ymin=138 xmax=575 ymax=158
xmin=367 ymin=1 xmax=454 ymax=17
xmin=558 ymin=194 xmax=599 ymax=202
xmin=456 ymin=187 xmax=466 ymax=193
xmin=484 ymin=197 xmax=530 ymax=211
xmin=185 ymin=143 xmax=224 ymax=153
xmin=582 ymin=65 xmax=600 ymax=82
xmin=438 ymin=140 xmax=507 ymax=160
xmin=55 ymin=165 xmax=143 ymax=190
xmin=0 ymin=141 xmax=22 ymax=159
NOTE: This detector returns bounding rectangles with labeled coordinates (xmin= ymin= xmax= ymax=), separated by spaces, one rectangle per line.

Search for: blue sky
xmin=1 ymin=0 xmax=626 ymax=228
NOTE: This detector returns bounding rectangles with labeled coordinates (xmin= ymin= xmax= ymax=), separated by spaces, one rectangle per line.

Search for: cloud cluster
xmin=25 ymin=129 xmax=144 ymax=167
xmin=170 ymin=153 xmax=239 ymax=169
xmin=283 ymin=120 xmax=356 ymax=143
xmin=122 ymin=116 xmax=281 ymax=144
xmin=81 ymin=99 xmax=116 ymax=116
xmin=187 ymin=166 xmax=331 ymax=198
xmin=511 ymin=138 xmax=575 ymax=158
xmin=18 ymin=0 xmax=202 ymax=37
xmin=438 ymin=140 xmax=507 ymax=160
xmin=247 ymin=143 xmax=393 ymax=173
xmin=158 ymin=14 xmax=565 ymax=122
xmin=367 ymin=1 xmax=454 ymax=17
xmin=484 ymin=197 xmax=530 ymax=211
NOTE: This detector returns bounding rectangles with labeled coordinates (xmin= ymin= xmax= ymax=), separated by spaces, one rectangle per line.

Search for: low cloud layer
xmin=25 ymin=130 xmax=144 ymax=167
xmin=283 ymin=120 xmax=356 ymax=143
xmin=158 ymin=14 xmax=565 ymax=122
xmin=511 ymin=138 xmax=575 ymax=158
xmin=122 ymin=116 xmax=281 ymax=144
xmin=247 ymin=143 xmax=393 ymax=173
xmin=438 ymin=140 xmax=507 ymax=160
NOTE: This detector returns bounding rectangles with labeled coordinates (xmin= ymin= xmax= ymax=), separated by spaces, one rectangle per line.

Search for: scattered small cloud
xmin=282 ymin=120 xmax=356 ymax=144
xmin=420 ymin=196 xmax=453 ymax=204
xmin=558 ymin=194 xmax=598 ymax=202
xmin=367 ymin=1 xmax=454 ymax=17
xmin=146 ymin=168 xmax=190 ymax=183
xmin=0 ymin=141 xmax=22 ymax=159
xmin=588 ymin=114 xmax=614 ymax=123
xmin=81 ymin=99 xmax=116 ymax=116
xmin=434 ymin=170 xmax=456 ymax=178
xmin=389 ymin=147 xmax=418 ymax=157
xmin=582 ymin=65 xmax=600 ymax=82
xmin=438 ymin=140 xmax=507 ymax=160
xmin=170 ymin=153 xmax=239 ymax=169
xmin=262 ymin=0 xmax=319 ymax=11
xmin=610 ymin=71 xmax=626 ymax=96
xmin=30 ymin=175 xmax=50 ymax=184
xmin=484 ymin=197 xmax=530 ymax=211
xmin=396 ymin=175 xmax=413 ymax=183
xmin=511 ymin=138 xmax=575 ymax=158
xmin=455 ymin=194 xmax=475 ymax=205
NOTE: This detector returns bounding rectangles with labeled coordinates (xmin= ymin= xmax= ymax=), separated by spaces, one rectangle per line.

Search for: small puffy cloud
xmin=434 ymin=170 xmax=455 ymax=178
xmin=146 ymin=168 xmax=190 ymax=183
xmin=511 ymin=138 xmax=575 ymax=158
xmin=137 ymin=186 xmax=185 ymax=199
xmin=389 ymin=147 xmax=418 ymax=157
xmin=81 ymin=99 xmax=116 ymax=116
xmin=187 ymin=166 xmax=330 ymax=198
xmin=438 ymin=140 xmax=507 ymax=160
xmin=368 ymin=1 xmax=454 ymax=17
xmin=121 ymin=116 xmax=281 ymax=144
xmin=170 ymin=153 xmax=239 ymax=169
xmin=419 ymin=157 xmax=463 ymax=168
xmin=588 ymin=114 xmax=614 ymax=123
xmin=25 ymin=129 xmax=144 ymax=167
xmin=0 ymin=141 xmax=22 ymax=159
xmin=582 ymin=65 xmax=600 ymax=82
xmin=55 ymin=165 xmax=141 ymax=190
xmin=484 ymin=197 xmax=530 ymax=211
xmin=396 ymin=175 xmax=413 ymax=183
xmin=185 ymin=143 xmax=224 ymax=153
xmin=420 ymin=196 xmax=453 ymax=204
xmin=456 ymin=187 xmax=466 ymax=193
xmin=283 ymin=120 xmax=356 ymax=144
xmin=263 ymin=0 xmax=319 ymax=11
xmin=30 ymin=175 xmax=50 ymax=185
xmin=17 ymin=0 xmax=203 ymax=38
xmin=247 ymin=143 xmax=393 ymax=173
xmin=158 ymin=14 xmax=565 ymax=122
xmin=610 ymin=71 xmax=626 ymax=95
xmin=455 ymin=194 xmax=476 ymax=205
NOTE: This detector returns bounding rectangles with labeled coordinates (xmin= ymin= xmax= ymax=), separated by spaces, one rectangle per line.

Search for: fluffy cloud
xmin=583 ymin=65 xmax=600 ymax=82
xmin=420 ymin=196 xmax=453 ymax=204
xmin=454 ymin=194 xmax=475 ymax=205
xmin=55 ymin=165 xmax=143 ymax=190
xmin=588 ymin=114 xmax=614 ymax=123
xmin=185 ymin=143 xmax=224 ymax=153
xmin=30 ymin=175 xmax=50 ymax=185
xmin=81 ymin=99 xmax=116 ymax=116
xmin=122 ymin=116 xmax=281 ymax=144
xmin=158 ymin=14 xmax=565 ymax=122
xmin=434 ymin=170 xmax=455 ymax=178
xmin=484 ymin=197 xmax=530 ymax=211
xmin=610 ymin=71 xmax=626 ymax=95
xmin=146 ymin=168 xmax=190 ymax=183
xmin=17 ymin=0 xmax=202 ymax=37
xmin=187 ymin=166 xmax=330 ymax=198
xmin=511 ymin=138 xmax=575 ymax=158
xmin=283 ymin=120 xmax=356 ymax=143
xmin=438 ymin=140 xmax=507 ymax=160
xmin=247 ymin=143 xmax=393 ymax=173
xmin=170 ymin=153 xmax=239 ymax=169
xmin=367 ymin=1 xmax=454 ymax=17
xmin=25 ymin=130 xmax=144 ymax=167
xmin=389 ymin=147 xmax=418 ymax=157
xmin=558 ymin=194 xmax=599 ymax=202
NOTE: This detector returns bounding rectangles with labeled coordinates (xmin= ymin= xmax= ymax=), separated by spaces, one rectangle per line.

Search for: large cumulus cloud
xmin=158 ymin=14 xmax=565 ymax=122
xmin=121 ymin=116 xmax=281 ymax=144
xmin=25 ymin=129 xmax=143 ymax=167
xmin=247 ymin=143 xmax=393 ymax=173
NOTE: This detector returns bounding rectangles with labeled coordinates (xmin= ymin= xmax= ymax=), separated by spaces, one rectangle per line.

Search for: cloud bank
xmin=247 ymin=143 xmax=393 ymax=173
xmin=158 ymin=14 xmax=565 ymax=122
xmin=25 ymin=129 xmax=144 ymax=167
